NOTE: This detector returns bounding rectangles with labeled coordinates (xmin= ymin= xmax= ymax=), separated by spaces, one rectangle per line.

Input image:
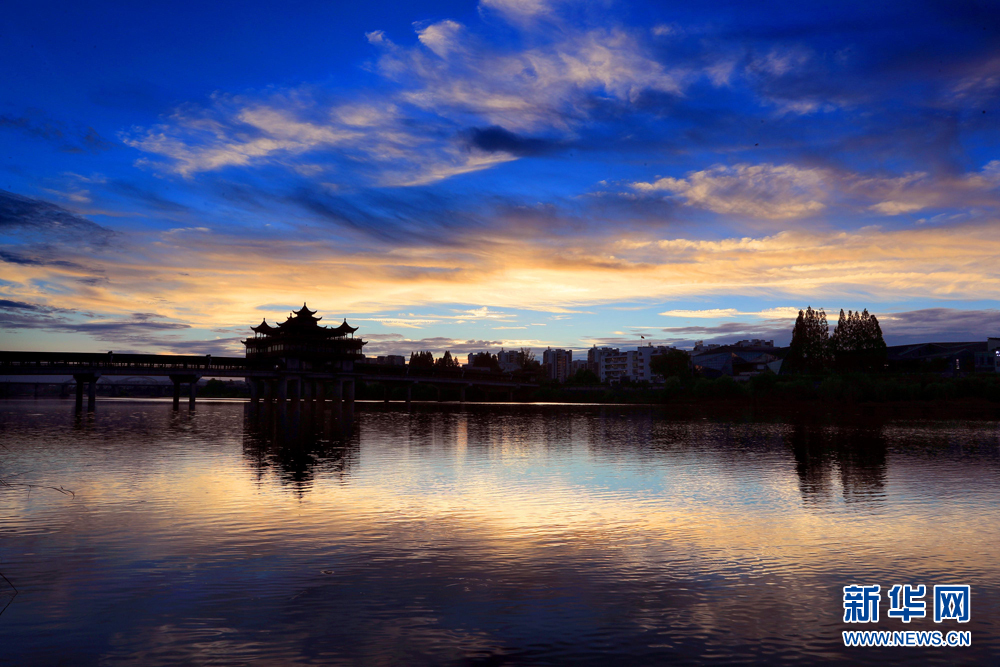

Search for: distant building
xmin=887 ymin=342 xmax=987 ymax=374
xmin=691 ymin=343 xmax=781 ymax=380
xmin=599 ymin=351 xmax=628 ymax=383
xmin=570 ymin=359 xmax=589 ymax=375
xmin=735 ymin=339 xmax=774 ymax=348
xmin=374 ymin=355 xmax=405 ymax=366
xmin=497 ymin=348 xmax=521 ymax=372
xmin=599 ymin=344 xmax=684 ymax=383
xmin=543 ymin=347 xmax=573 ymax=382
xmin=587 ymin=346 xmax=619 ymax=375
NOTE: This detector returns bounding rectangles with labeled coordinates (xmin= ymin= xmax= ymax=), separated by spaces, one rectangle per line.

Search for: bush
xmin=692 ymin=376 xmax=747 ymax=400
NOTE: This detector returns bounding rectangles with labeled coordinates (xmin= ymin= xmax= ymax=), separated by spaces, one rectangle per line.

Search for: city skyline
xmin=2 ymin=1 xmax=1000 ymax=357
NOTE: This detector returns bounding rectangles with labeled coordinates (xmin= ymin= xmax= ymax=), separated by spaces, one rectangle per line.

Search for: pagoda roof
xmin=251 ymin=318 xmax=275 ymax=333
xmin=246 ymin=304 xmax=361 ymax=341
xmin=331 ymin=318 xmax=359 ymax=335
xmin=276 ymin=303 xmax=323 ymax=329
xmin=293 ymin=303 xmax=318 ymax=318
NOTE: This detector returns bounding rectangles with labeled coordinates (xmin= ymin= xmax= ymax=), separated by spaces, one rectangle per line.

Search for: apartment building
xmin=542 ymin=347 xmax=573 ymax=382
xmin=598 ymin=344 xmax=686 ymax=383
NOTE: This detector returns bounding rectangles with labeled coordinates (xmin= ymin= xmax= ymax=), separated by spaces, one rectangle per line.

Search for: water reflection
xmin=242 ymin=402 xmax=358 ymax=493
xmin=2 ymin=401 xmax=999 ymax=665
xmin=788 ymin=419 xmax=887 ymax=504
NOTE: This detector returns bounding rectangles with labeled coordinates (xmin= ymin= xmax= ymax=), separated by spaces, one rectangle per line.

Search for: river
xmin=1 ymin=399 xmax=998 ymax=664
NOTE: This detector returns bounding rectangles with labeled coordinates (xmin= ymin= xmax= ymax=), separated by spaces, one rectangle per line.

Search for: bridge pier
xmin=249 ymin=378 xmax=260 ymax=403
xmin=459 ymin=385 xmax=466 ymax=403
xmin=73 ymin=373 xmax=100 ymax=411
xmin=406 ymin=384 xmax=412 ymax=405
xmin=343 ymin=379 xmax=355 ymax=422
xmin=384 ymin=383 xmax=390 ymax=403
xmin=169 ymin=374 xmax=200 ymax=409
xmin=330 ymin=378 xmax=343 ymax=419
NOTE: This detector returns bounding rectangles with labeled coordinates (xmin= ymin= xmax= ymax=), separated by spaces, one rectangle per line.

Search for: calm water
xmin=1 ymin=399 xmax=999 ymax=665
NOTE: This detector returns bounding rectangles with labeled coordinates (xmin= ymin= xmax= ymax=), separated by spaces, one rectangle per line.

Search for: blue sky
xmin=2 ymin=0 xmax=999 ymax=357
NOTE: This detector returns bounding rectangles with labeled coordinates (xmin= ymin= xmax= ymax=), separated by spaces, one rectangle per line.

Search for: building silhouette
xmin=243 ymin=304 xmax=365 ymax=370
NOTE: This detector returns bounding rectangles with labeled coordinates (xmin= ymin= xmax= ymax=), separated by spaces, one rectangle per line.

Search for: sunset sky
xmin=2 ymin=0 xmax=999 ymax=357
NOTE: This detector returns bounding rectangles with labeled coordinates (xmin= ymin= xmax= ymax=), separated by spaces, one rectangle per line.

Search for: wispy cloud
xmin=630 ymin=161 xmax=1000 ymax=220
xmin=122 ymin=3 xmax=728 ymax=187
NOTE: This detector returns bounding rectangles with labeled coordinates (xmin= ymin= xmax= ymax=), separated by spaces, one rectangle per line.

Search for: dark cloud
xmin=0 ymin=299 xmax=41 ymax=310
xmin=462 ymin=126 xmax=561 ymax=157
xmin=0 ymin=110 xmax=113 ymax=153
xmin=880 ymin=308 xmax=1000 ymax=344
xmin=0 ymin=190 xmax=115 ymax=245
xmin=128 ymin=336 xmax=244 ymax=356
xmin=0 ymin=249 xmax=88 ymax=270
xmin=75 ymin=276 xmax=110 ymax=286
xmin=0 ymin=302 xmax=191 ymax=345
xmin=282 ymin=185 xmax=487 ymax=247
xmin=661 ymin=321 xmax=791 ymax=338
xmin=71 ymin=320 xmax=190 ymax=335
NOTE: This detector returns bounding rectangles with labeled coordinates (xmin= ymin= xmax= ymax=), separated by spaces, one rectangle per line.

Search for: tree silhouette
xmin=517 ymin=347 xmax=539 ymax=370
xmin=830 ymin=309 xmax=886 ymax=372
xmin=409 ymin=351 xmax=435 ymax=368
xmin=470 ymin=352 xmax=500 ymax=372
xmin=786 ymin=306 xmax=831 ymax=373
xmin=435 ymin=351 xmax=460 ymax=368
xmin=650 ymin=348 xmax=693 ymax=381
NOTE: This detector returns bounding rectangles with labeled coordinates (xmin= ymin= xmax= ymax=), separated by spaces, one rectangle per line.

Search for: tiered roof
xmin=249 ymin=304 xmax=357 ymax=339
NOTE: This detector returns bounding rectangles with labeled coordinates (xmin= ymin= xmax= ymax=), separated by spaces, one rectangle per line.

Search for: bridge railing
xmin=0 ymin=351 xmax=247 ymax=372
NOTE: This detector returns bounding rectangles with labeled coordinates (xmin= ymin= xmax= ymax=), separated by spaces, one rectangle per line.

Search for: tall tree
xmin=470 ymin=352 xmax=500 ymax=372
xmin=650 ymin=348 xmax=693 ymax=381
xmin=831 ymin=308 xmax=886 ymax=372
xmin=786 ymin=306 xmax=831 ymax=373
xmin=409 ymin=351 xmax=435 ymax=368
xmin=435 ymin=350 xmax=460 ymax=369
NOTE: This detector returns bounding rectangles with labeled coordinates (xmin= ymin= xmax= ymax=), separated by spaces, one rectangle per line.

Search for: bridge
xmin=0 ymin=350 xmax=537 ymax=411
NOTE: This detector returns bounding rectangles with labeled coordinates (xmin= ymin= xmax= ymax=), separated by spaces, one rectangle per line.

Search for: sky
xmin=1 ymin=0 xmax=999 ymax=358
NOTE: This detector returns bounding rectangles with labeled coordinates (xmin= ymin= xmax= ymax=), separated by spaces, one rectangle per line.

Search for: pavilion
xmin=243 ymin=304 xmax=366 ymax=371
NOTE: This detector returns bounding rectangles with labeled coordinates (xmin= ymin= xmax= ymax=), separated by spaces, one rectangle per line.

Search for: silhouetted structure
xmin=0 ymin=304 xmax=533 ymax=413
xmin=244 ymin=304 xmax=365 ymax=370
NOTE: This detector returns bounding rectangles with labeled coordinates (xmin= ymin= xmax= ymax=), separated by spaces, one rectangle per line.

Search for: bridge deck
xmin=0 ymin=351 xmax=535 ymax=388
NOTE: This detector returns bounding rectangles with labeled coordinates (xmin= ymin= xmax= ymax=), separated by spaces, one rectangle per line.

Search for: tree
xmin=567 ymin=368 xmax=600 ymax=385
xmin=517 ymin=347 xmax=539 ymax=370
xmin=435 ymin=350 xmax=460 ymax=369
xmin=785 ymin=306 xmax=831 ymax=374
xmin=650 ymin=348 xmax=693 ymax=381
xmin=409 ymin=351 xmax=435 ymax=368
xmin=470 ymin=352 xmax=500 ymax=372
xmin=830 ymin=308 xmax=886 ymax=372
